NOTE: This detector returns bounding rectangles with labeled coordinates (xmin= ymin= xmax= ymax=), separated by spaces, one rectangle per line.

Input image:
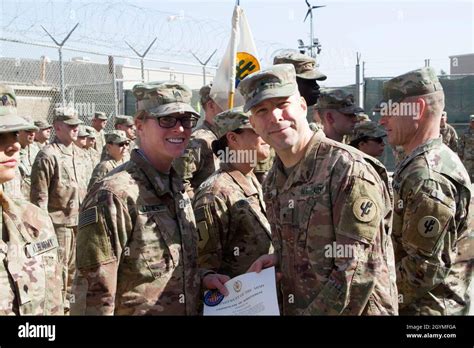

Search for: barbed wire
xmin=0 ymin=0 xmax=287 ymax=66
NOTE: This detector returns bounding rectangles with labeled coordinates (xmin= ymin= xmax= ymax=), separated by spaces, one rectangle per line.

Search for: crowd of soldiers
xmin=0 ymin=49 xmax=472 ymax=316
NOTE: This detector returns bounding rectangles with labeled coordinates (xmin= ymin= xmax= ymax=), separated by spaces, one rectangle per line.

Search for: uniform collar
xmin=52 ymin=137 xmax=75 ymax=155
xmin=220 ymin=162 xmax=259 ymax=197
xmin=131 ymin=149 xmax=184 ymax=196
xmin=273 ymin=130 xmax=325 ymax=192
xmin=395 ymin=137 xmax=442 ymax=175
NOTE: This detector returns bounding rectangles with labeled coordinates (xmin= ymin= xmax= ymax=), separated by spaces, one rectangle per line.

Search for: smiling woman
xmin=73 ymin=81 xmax=230 ymax=316
xmin=0 ymin=84 xmax=64 ymax=316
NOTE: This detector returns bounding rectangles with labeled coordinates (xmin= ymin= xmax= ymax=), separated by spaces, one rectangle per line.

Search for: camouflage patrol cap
xmin=357 ymin=113 xmax=371 ymax=122
xmin=238 ymin=64 xmax=298 ymax=112
xmin=214 ymin=107 xmax=253 ymax=139
xmin=273 ymin=51 xmax=326 ymax=81
xmin=352 ymin=121 xmax=386 ymax=141
xmin=18 ymin=115 xmax=39 ymax=132
xmin=77 ymin=125 xmax=88 ymax=137
xmin=0 ymin=84 xmax=40 ymax=133
xmin=382 ymin=67 xmax=443 ymax=103
xmin=317 ymin=89 xmax=364 ymax=115
xmin=53 ymin=107 xmax=83 ymax=126
xmin=85 ymin=126 xmax=96 ymax=138
xmin=0 ymin=84 xmax=17 ymax=107
xmin=199 ymin=84 xmax=212 ymax=107
xmin=93 ymin=111 xmax=107 ymax=120
xmin=114 ymin=115 xmax=134 ymax=127
xmin=133 ymin=81 xmax=199 ymax=118
xmin=34 ymin=119 xmax=52 ymax=129
xmin=105 ymin=130 xmax=129 ymax=144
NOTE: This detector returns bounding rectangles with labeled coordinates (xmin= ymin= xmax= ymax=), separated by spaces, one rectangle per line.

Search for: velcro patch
xmin=301 ymin=184 xmax=324 ymax=196
xmin=78 ymin=206 xmax=98 ymax=229
xmin=25 ymin=237 xmax=59 ymax=257
xmin=138 ymin=204 xmax=167 ymax=214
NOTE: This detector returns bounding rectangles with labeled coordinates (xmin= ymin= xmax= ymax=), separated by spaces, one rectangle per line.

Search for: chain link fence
xmin=0 ymin=38 xmax=216 ymax=132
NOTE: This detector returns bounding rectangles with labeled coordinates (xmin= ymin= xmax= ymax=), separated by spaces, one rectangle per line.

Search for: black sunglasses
xmin=118 ymin=142 xmax=130 ymax=147
xmin=154 ymin=115 xmax=198 ymax=129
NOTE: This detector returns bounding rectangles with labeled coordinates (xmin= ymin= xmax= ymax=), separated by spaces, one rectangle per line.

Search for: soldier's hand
xmin=247 ymin=254 xmax=277 ymax=273
xmin=203 ymin=273 xmax=230 ymax=296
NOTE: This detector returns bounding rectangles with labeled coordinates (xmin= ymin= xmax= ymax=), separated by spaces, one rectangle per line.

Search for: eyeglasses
xmin=118 ymin=142 xmax=130 ymax=147
xmin=154 ymin=115 xmax=198 ymax=129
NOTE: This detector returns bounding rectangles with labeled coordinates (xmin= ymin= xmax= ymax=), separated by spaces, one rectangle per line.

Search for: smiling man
xmin=72 ymin=81 xmax=229 ymax=315
xmin=379 ymin=67 xmax=472 ymax=315
xmin=242 ymin=64 xmax=398 ymax=315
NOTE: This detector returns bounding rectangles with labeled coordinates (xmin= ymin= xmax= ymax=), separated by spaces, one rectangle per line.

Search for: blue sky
xmin=1 ymin=0 xmax=473 ymax=86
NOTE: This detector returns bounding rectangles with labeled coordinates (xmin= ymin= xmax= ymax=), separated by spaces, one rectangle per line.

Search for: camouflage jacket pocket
xmin=128 ymin=210 xmax=181 ymax=280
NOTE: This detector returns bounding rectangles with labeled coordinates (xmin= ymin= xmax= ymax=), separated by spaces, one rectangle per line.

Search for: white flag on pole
xmin=210 ymin=5 xmax=260 ymax=111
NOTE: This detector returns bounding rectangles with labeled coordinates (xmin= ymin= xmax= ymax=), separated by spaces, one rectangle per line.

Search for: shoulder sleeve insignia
xmin=417 ymin=216 xmax=440 ymax=238
xmin=78 ymin=206 xmax=98 ymax=229
xmin=352 ymin=197 xmax=377 ymax=222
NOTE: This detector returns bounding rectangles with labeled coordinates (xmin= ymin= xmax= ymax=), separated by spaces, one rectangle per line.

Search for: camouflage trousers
xmin=54 ymin=225 xmax=77 ymax=315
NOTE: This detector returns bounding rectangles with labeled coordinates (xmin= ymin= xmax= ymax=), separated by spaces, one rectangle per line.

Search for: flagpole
xmin=228 ymin=3 xmax=240 ymax=109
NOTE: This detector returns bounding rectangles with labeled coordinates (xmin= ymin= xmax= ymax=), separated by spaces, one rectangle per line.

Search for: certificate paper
xmin=203 ymin=267 xmax=280 ymax=316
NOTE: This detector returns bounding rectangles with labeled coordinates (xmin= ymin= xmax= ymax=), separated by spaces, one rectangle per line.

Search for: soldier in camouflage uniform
xmin=242 ymin=64 xmax=398 ymax=315
xmin=273 ymin=50 xmax=326 ymax=107
xmin=172 ymin=84 xmax=223 ymax=199
xmin=440 ymin=111 xmax=458 ymax=152
xmin=349 ymin=121 xmax=386 ymax=158
xmin=0 ymin=84 xmax=63 ymax=315
xmin=317 ymin=89 xmax=364 ymax=144
xmin=87 ymin=130 xmax=129 ymax=190
xmin=345 ymin=112 xmax=372 ymax=144
xmin=74 ymin=125 xmax=89 ymax=149
xmin=90 ymin=111 xmax=107 ymax=157
xmin=458 ymin=115 xmax=474 ymax=181
xmin=115 ymin=115 xmax=137 ymax=157
xmin=100 ymin=115 xmax=136 ymax=161
xmin=257 ymin=51 xmax=328 ymax=184
xmin=30 ymin=107 xmax=89 ymax=313
xmin=74 ymin=126 xmax=96 ymax=182
xmin=193 ymin=108 xmax=272 ymax=278
xmin=84 ymin=126 xmax=101 ymax=169
xmin=72 ymin=81 xmax=229 ymax=315
xmin=33 ymin=119 xmax=52 ymax=150
xmin=379 ymin=67 xmax=473 ymax=315
xmin=17 ymin=116 xmax=39 ymax=200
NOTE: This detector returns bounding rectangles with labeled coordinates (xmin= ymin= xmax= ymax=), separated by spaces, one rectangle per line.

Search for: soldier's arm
xmin=173 ymin=142 xmax=201 ymax=200
xmin=193 ymin=193 xmax=228 ymax=273
xmin=88 ymin=163 xmax=108 ymax=191
xmin=72 ymin=190 xmax=130 ymax=315
xmin=395 ymin=178 xmax=456 ymax=309
xmin=30 ymin=152 xmax=53 ymax=210
xmin=302 ymin=162 xmax=386 ymax=315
